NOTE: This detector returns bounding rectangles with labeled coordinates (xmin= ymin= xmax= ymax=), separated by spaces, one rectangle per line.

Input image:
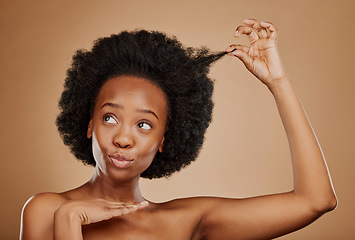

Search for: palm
xmin=228 ymin=19 xmax=286 ymax=86
xmin=61 ymin=199 xmax=148 ymax=225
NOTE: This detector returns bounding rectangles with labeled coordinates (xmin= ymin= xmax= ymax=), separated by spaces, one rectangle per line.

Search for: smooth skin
xmin=20 ymin=19 xmax=337 ymax=240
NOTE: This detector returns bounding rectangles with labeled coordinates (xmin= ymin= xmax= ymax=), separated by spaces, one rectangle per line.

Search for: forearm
xmin=53 ymin=205 xmax=83 ymax=240
xmin=268 ymin=77 xmax=337 ymax=211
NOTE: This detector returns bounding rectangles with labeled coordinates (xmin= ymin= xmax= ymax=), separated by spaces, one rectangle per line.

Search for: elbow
xmin=311 ymin=193 xmax=338 ymax=214
xmin=294 ymin=189 xmax=338 ymax=215
xmin=324 ymin=195 xmax=338 ymax=212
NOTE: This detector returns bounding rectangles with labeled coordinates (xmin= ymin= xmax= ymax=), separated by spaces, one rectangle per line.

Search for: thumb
xmin=231 ymin=49 xmax=253 ymax=70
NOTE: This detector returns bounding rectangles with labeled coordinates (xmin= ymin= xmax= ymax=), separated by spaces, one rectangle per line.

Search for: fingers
xmin=234 ymin=19 xmax=278 ymax=42
xmin=100 ymin=200 xmax=149 ymax=221
xmin=107 ymin=200 xmax=148 ymax=209
xmin=126 ymin=201 xmax=149 ymax=210
xmin=260 ymin=21 xmax=278 ymax=41
xmin=226 ymin=44 xmax=253 ymax=68
xmin=235 ymin=25 xmax=259 ymax=44
xmin=226 ymin=44 xmax=249 ymax=54
xmin=97 ymin=199 xmax=149 ymax=215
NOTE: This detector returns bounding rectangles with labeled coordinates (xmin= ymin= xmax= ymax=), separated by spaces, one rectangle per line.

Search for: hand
xmin=55 ymin=199 xmax=149 ymax=225
xmin=226 ymin=19 xmax=287 ymax=87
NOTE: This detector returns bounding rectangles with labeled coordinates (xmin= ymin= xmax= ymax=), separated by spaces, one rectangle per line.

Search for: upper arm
xmin=20 ymin=193 xmax=65 ymax=240
xmin=198 ymin=192 xmax=329 ymax=240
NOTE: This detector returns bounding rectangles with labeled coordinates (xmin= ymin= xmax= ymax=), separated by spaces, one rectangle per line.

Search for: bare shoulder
xmin=25 ymin=191 xmax=68 ymax=205
xmin=20 ymin=192 xmax=70 ymax=240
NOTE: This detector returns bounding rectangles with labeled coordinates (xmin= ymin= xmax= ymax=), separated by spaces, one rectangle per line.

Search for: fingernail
xmin=140 ymin=201 xmax=149 ymax=205
xmin=235 ymin=30 xmax=239 ymax=36
xmin=243 ymin=19 xmax=254 ymax=24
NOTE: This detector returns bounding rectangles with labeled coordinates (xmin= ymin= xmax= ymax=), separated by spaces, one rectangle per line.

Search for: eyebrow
xmin=101 ymin=102 xmax=159 ymax=120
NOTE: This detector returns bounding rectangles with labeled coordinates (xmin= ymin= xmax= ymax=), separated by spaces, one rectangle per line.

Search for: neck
xmin=84 ymin=167 xmax=145 ymax=203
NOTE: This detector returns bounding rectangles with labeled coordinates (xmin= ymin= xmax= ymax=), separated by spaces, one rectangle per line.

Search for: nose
xmin=113 ymin=125 xmax=133 ymax=148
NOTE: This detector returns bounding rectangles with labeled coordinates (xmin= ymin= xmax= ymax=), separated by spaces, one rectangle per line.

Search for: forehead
xmin=95 ymin=75 xmax=168 ymax=114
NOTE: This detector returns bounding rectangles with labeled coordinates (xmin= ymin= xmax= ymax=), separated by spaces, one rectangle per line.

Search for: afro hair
xmin=56 ymin=29 xmax=225 ymax=179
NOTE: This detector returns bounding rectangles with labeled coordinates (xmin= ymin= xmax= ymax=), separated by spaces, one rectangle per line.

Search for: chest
xmin=82 ymin=209 xmax=201 ymax=240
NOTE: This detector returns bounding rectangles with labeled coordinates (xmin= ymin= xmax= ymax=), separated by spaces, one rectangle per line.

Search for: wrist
xmin=54 ymin=202 xmax=81 ymax=223
xmin=266 ymin=76 xmax=293 ymax=96
xmin=54 ymin=203 xmax=83 ymax=240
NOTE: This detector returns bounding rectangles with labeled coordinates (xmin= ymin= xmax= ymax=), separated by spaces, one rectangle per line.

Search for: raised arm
xmin=196 ymin=19 xmax=337 ymax=240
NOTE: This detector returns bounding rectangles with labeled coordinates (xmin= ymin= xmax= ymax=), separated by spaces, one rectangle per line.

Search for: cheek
xmin=92 ymin=129 xmax=111 ymax=166
xmin=136 ymin=136 xmax=162 ymax=161
xmin=92 ymin=134 xmax=103 ymax=159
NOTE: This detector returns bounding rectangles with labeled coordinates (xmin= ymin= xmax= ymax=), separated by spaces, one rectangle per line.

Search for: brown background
xmin=1 ymin=0 xmax=354 ymax=239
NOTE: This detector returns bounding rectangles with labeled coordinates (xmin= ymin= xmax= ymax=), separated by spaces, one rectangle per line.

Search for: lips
xmin=108 ymin=153 xmax=134 ymax=169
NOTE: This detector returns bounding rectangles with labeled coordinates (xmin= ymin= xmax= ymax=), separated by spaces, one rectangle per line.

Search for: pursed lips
xmin=108 ymin=153 xmax=134 ymax=168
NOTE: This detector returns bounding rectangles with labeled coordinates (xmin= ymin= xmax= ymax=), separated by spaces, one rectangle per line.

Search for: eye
xmin=103 ymin=114 xmax=118 ymax=124
xmin=138 ymin=122 xmax=152 ymax=130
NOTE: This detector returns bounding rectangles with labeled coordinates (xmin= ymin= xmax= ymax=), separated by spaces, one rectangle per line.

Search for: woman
xmin=20 ymin=19 xmax=337 ymax=239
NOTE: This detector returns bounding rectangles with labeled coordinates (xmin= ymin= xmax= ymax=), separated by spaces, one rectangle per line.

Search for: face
xmin=87 ymin=75 xmax=168 ymax=181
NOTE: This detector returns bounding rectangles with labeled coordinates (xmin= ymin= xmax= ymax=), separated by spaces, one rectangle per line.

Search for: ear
xmin=158 ymin=136 xmax=165 ymax=153
xmin=87 ymin=120 xmax=93 ymax=138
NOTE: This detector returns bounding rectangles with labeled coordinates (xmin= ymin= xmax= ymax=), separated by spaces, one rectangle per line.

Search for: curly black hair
xmin=56 ymin=29 xmax=226 ymax=179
